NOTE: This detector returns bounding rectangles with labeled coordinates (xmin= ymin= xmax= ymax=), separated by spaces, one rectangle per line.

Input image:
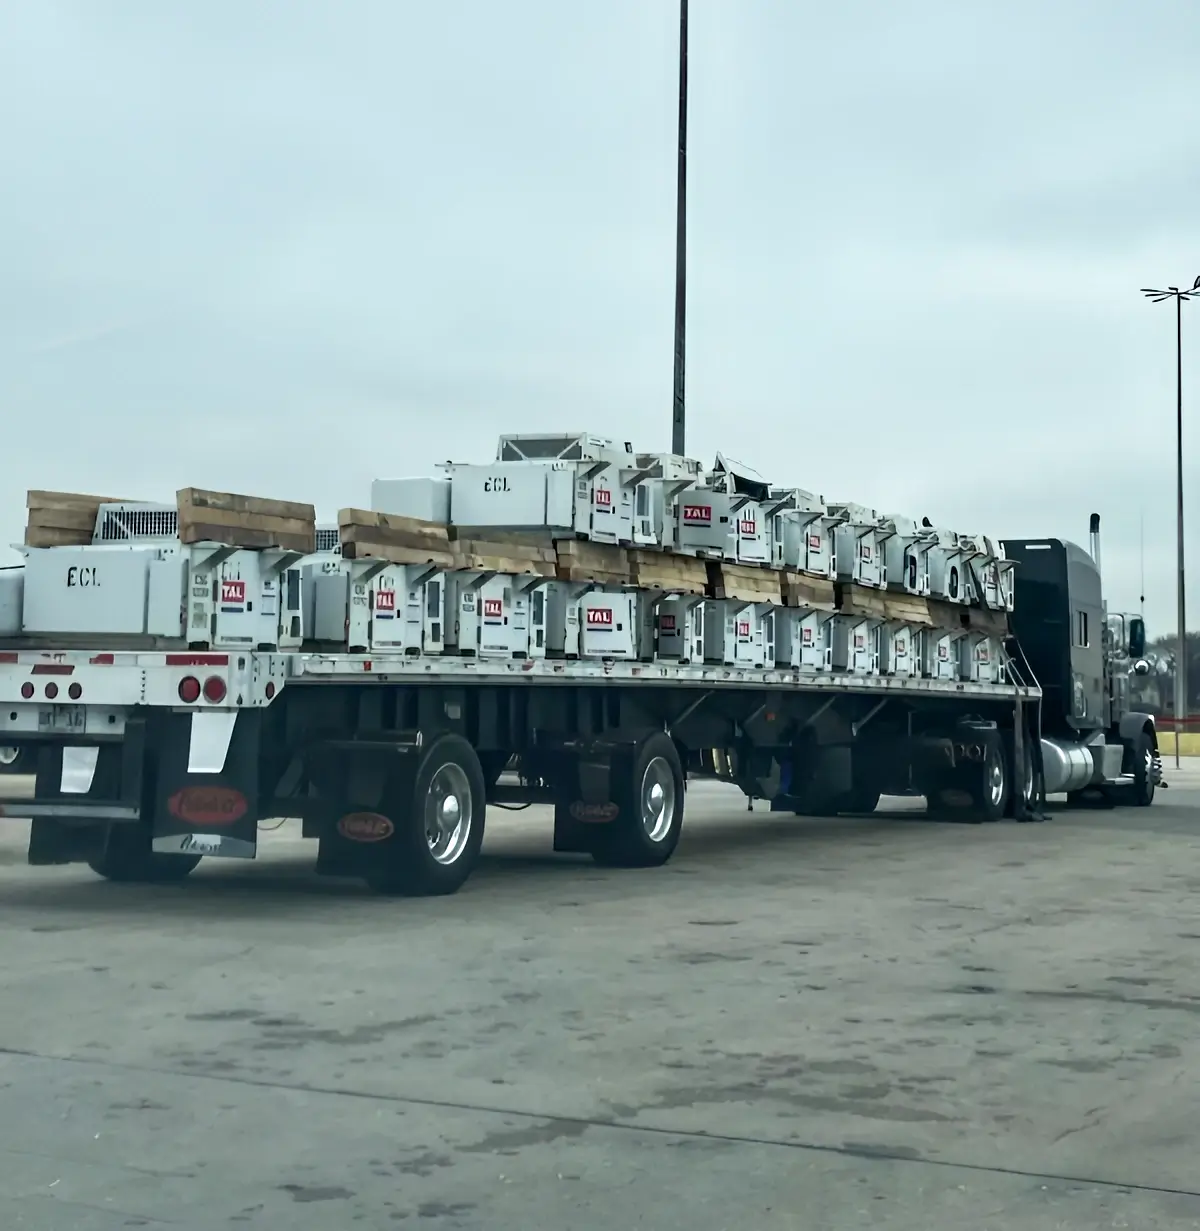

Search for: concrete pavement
xmin=0 ymin=772 xmax=1198 ymax=1228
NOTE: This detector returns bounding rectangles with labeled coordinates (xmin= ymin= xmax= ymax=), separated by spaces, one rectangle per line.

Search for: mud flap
xmin=28 ymin=819 xmax=107 ymax=866
xmin=310 ymin=742 xmax=420 ymax=878
xmin=553 ymin=751 xmax=619 ymax=854
xmin=152 ymin=710 xmax=263 ymax=859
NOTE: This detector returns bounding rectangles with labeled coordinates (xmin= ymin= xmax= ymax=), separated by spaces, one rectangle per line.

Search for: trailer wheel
xmin=972 ymin=738 xmax=1009 ymax=821
xmin=365 ymin=734 xmax=486 ymax=896
xmin=1129 ymin=730 xmax=1155 ymax=807
xmin=592 ymin=733 xmax=685 ymax=868
xmin=89 ymin=827 xmax=201 ymax=884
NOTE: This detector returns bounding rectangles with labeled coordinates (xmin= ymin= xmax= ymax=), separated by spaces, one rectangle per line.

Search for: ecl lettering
xmin=66 ymin=566 xmax=98 ymax=588
xmin=483 ymin=477 xmax=511 ymax=493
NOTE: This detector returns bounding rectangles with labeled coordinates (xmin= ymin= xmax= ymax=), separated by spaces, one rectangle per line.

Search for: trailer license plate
xmin=38 ymin=705 xmax=86 ymax=733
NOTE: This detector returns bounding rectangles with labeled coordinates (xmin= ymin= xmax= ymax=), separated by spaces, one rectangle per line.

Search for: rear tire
xmin=1129 ymin=730 xmax=1155 ymax=807
xmin=89 ymin=827 xmax=201 ymax=884
xmin=592 ymin=733 xmax=685 ymax=868
xmin=365 ymin=734 xmax=486 ymax=896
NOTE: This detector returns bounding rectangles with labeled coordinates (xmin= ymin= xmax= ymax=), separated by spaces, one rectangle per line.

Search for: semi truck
xmin=0 ymin=438 xmax=1161 ymax=895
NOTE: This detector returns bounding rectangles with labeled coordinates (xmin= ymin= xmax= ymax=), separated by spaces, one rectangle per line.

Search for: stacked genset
xmin=353 ymin=432 xmax=1016 ymax=684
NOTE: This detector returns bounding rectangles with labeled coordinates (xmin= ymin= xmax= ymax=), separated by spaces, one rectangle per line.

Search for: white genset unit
xmin=19 ymin=540 xmax=303 ymax=650
xmin=446 ymin=433 xmax=638 ymax=547
xmin=880 ymin=623 xmax=921 ymax=677
xmin=774 ymin=608 xmax=833 ymax=671
xmin=345 ymin=563 xmax=445 ymax=655
xmin=881 ymin=517 xmax=935 ymax=595
xmin=959 ymin=535 xmax=1016 ymax=613
xmin=545 ymin=586 xmax=643 ymax=660
xmin=631 ymin=454 xmax=706 ymax=548
xmin=830 ymin=504 xmax=887 ymax=588
xmin=926 ymin=528 xmax=970 ymax=605
xmin=655 ymin=596 xmax=706 ymax=663
xmin=770 ymin=490 xmax=836 ymax=578
xmin=701 ymin=601 xmax=774 ymax=668
xmin=831 ymin=614 xmax=881 ymax=674
xmin=370 ymin=477 xmax=451 ymax=524
xmin=959 ymin=632 xmax=1004 ymax=684
xmin=923 ymin=628 xmax=964 ymax=680
xmin=448 ymin=574 xmax=548 ymax=659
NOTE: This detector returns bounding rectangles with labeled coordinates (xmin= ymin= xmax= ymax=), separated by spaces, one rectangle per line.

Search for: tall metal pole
xmin=1176 ymin=293 xmax=1187 ymax=768
xmin=670 ymin=0 xmax=688 ymax=456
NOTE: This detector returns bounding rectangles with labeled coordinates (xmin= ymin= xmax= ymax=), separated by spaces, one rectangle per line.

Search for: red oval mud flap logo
xmin=167 ymin=786 xmax=248 ymax=826
xmin=337 ymin=811 xmax=395 ymax=842
xmin=568 ymin=800 xmax=619 ymax=823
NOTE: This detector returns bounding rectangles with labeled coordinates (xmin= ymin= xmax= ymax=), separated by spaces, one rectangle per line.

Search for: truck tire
xmin=365 ymin=734 xmax=486 ymax=896
xmin=1129 ymin=730 xmax=1155 ymax=807
xmin=89 ymin=827 xmax=201 ymax=884
xmin=592 ymin=732 xmax=685 ymax=868
xmin=926 ymin=736 xmax=1008 ymax=823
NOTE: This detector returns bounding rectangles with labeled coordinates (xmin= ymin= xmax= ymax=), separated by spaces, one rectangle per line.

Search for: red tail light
xmin=178 ymin=676 xmax=201 ymax=703
xmin=20 ymin=682 xmax=33 ymax=699
xmin=203 ymin=676 xmax=227 ymax=703
xmin=68 ymin=683 xmax=82 ymax=700
xmin=45 ymin=682 xmax=59 ymax=700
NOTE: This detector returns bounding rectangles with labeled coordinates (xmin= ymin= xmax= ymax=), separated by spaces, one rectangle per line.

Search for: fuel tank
xmin=1041 ymin=736 xmax=1096 ymax=795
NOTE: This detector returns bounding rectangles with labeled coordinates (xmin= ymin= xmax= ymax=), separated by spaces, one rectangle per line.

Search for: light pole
xmin=671 ymin=0 xmax=688 ymax=456
xmin=1141 ymin=276 xmax=1200 ymax=767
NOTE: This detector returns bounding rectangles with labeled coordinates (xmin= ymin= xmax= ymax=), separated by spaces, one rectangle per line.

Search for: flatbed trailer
xmin=0 ymin=637 xmax=1097 ymax=896
xmin=0 ymin=471 xmax=1161 ymax=895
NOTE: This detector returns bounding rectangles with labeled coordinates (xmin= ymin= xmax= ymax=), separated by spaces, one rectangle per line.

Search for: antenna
xmin=1140 ymin=509 xmax=1145 ymax=618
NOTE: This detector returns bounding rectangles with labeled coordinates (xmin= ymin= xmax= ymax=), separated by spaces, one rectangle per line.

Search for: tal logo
xmin=594 ymin=488 xmax=612 ymax=508
xmin=807 ymin=533 xmax=822 ymax=551
xmin=374 ymin=589 xmax=396 ymax=613
xmin=895 ymin=638 xmax=907 ymax=655
xmin=739 ymin=517 xmax=756 ymax=536
xmin=482 ymin=598 xmax=503 ymax=619
xmin=682 ymin=504 xmax=712 ymax=525
xmin=659 ymin=614 xmax=677 ymax=632
xmin=801 ymin=627 xmax=814 ymax=645
xmin=736 ymin=620 xmax=751 ymax=638
xmin=220 ymin=579 xmax=246 ymax=605
xmin=585 ymin=607 xmax=614 ymax=628
xmin=859 ymin=544 xmax=873 ymax=560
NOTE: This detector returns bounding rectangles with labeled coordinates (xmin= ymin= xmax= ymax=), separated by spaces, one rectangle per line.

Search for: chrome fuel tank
xmin=1041 ymin=737 xmax=1096 ymax=795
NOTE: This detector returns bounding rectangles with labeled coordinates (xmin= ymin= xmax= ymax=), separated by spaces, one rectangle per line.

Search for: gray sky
xmin=2 ymin=1 xmax=1198 ymax=632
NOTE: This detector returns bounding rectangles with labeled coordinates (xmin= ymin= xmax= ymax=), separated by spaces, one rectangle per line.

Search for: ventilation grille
xmin=94 ymin=505 xmax=178 ymax=543
xmin=315 ymin=527 xmax=341 ymax=554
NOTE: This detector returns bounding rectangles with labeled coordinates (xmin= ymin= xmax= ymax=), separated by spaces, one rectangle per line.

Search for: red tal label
xmin=374 ymin=589 xmax=396 ymax=613
xmin=801 ymin=627 xmax=814 ymax=645
xmin=896 ymin=638 xmax=907 ymax=654
xmin=739 ymin=518 xmax=756 ymax=536
xmin=220 ymin=579 xmax=246 ymax=605
xmin=807 ymin=533 xmax=822 ymax=550
xmin=167 ymin=785 xmax=248 ymax=827
xmin=659 ymin=614 xmax=677 ymax=632
xmin=859 ymin=544 xmax=872 ymax=560
xmin=482 ymin=598 xmax=503 ymax=619
xmin=854 ymin=634 xmax=866 ymax=649
xmin=682 ymin=504 xmax=712 ymax=525
xmin=586 ymin=607 xmax=614 ymax=627
xmin=594 ymin=488 xmax=612 ymax=508
xmin=736 ymin=620 xmax=751 ymax=638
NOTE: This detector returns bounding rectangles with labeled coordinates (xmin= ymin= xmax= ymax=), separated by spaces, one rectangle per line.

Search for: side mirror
xmin=1129 ymin=617 xmax=1146 ymax=658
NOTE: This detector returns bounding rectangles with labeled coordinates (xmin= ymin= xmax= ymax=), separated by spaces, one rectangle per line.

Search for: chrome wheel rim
xmin=425 ymin=763 xmax=472 ymax=865
xmin=641 ymin=756 xmax=676 ymax=843
xmin=988 ymin=749 xmax=1005 ymax=809
xmin=0 ymin=746 xmax=18 ymax=767
xmin=1023 ymin=746 xmax=1035 ymax=804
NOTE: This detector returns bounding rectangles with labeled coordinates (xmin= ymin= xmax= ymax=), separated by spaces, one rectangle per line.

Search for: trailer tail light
xmin=20 ymin=682 xmax=34 ymax=699
xmin=203 ymin=676 xmax=228 ymax=704
xmin=45 ymin=682 xmax=59 ymax=700
xmin=178 ymin=676 xmax=201 ymax=704
xmin=68 ymin=683 xmax=82 ymax=700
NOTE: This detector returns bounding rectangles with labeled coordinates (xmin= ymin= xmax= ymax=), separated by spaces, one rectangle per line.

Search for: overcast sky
xmin=2 ymin=1 xmax=1198 ymax=632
